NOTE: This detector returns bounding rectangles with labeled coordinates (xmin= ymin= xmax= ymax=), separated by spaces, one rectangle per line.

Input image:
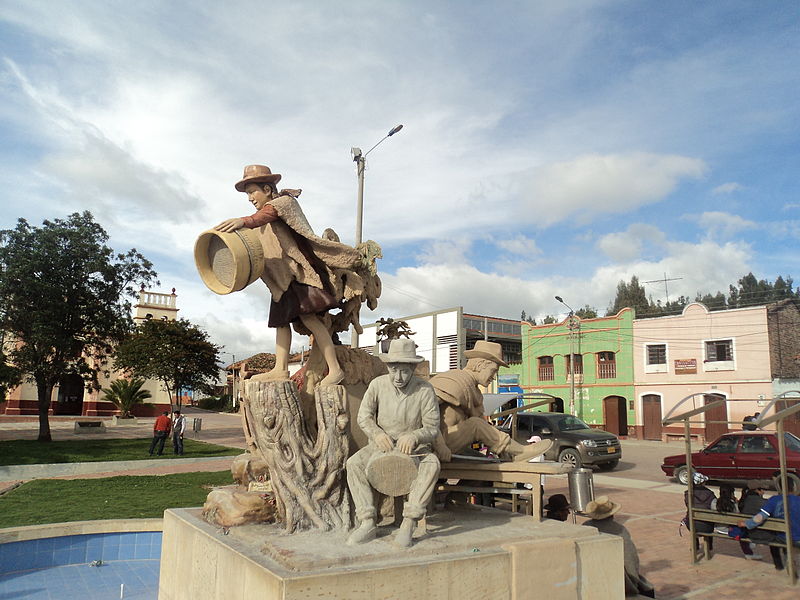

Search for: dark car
xmin=660 ymin=430 xmax=800 ymax=489
xmin=499 ymin=412 xmax=621 ymax=470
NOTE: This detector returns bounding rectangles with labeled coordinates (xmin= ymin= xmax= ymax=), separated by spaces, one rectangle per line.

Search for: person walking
xmin=172 ymin=410 xmax=187 ymax=456
xmin=148 ymin=411 xmax=172 ymax=456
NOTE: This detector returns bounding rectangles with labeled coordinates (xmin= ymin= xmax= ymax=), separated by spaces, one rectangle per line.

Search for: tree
xmin=0 ymin=350 xmax=21 ymax=400
xmin=520 ymin=310 xmax=536 ymax=325
xmin=102 ymin=377 xmax=152 ymax=418
xmin=608 ymin=276 xmax=650 ymax=317
xmin=542 ymin=314 xmax=557 ymax=324
xmin=114 ymin=318 xmax=221 ymax=409
xmin=575 ymin=305 xmax=598 ymax=319
xmin=0 ymin=213 xmax=156 ymax=441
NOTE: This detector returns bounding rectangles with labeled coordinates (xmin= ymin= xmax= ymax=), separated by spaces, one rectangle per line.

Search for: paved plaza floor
xmin=1 ymin=409 xmax=798 ymax=598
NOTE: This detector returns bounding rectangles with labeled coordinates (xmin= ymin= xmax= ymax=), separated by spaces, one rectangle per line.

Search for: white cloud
xmin=517 ymin=153 xmax=708 ymax=227
xmin=415 ymin=239 xmax=472 ymax=266
xmin=691 ymin=211 xmax=756 ymax=239
xmin=712 ymin=182 xmax=743 ymax=195
xmin=597 ymin=224 xmax=666 ymax=263
xmin=494 ymin=234 xmax=541 ymax=256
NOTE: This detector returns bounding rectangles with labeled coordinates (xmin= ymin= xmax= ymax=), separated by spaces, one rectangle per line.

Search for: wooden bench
xmin=691 ymin=507 xmax=797 ymax=583
xmin=664 ymin=432 xmax=702 ymax=443
xmin=438 ymin=460 xmax=573 ymax=521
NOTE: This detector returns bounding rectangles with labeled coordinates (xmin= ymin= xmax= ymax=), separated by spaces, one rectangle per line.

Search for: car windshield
xmin=557 ymin=416 xmax=590 ymax=431
xmin=785 ymin=432 xmax=800 ymax=453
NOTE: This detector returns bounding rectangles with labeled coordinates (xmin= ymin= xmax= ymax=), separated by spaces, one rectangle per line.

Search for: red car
xmin=661 ymin=431 xmax=800 ymax=490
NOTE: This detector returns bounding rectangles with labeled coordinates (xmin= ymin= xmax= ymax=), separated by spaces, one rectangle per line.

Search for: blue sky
xmin=1 ymin=1 xmax=799 ymax=358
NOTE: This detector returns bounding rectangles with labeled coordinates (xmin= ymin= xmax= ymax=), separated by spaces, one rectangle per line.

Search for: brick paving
xmin=1 ymin=410 xmax=798 ymax=598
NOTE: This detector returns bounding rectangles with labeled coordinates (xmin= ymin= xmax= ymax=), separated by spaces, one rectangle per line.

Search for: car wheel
xmin=598 ymin=459 xmax=619 ymax=471
xmin=558 ymin=448 xmax=582 ymax=468
xmin=772 ymin=472 xmax=800 ymax=494
xmin=675 ymin=465 xmax=690 ymax=485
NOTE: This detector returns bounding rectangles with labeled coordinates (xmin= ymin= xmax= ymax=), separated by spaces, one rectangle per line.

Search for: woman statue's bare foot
xmin=319 ymin=368 xmax=345 ymax=387
xmin=252 ymin=368 xmax=290 ymax=382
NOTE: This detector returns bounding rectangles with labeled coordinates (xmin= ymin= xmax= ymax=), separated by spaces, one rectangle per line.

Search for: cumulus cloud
xmin=517 ymin=153 xmax=708 ymax=227
xmin=712 ymin=182 xmax=743 ymax=195
xmin=494 ymin=234 xmax=541 ymax=256
xmin=691 ymin=211 xmax=756 ymax=239
xmin=597 ymin=224 xmax=666 ymax=263
xmin=415 ymin=238 xmax=473 ymax=266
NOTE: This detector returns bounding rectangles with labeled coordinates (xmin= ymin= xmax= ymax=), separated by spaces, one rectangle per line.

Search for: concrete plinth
xmin=159 ymin=506 xmax=623 ymax=600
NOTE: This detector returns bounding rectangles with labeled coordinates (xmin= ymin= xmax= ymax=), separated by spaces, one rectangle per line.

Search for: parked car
xmin=660 ymin=430 xmax=800 ymax=490
xmin=498 ymin=412 xmax=621 ymax=470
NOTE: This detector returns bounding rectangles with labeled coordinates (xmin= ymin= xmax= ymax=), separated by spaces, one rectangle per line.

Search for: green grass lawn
xmin=0 ymin=471 xmax=234 ymax=528
xmin=0 ymin=438 xmax=241 ymax=466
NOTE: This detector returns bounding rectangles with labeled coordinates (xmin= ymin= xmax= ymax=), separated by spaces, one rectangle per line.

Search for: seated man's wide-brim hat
xmin=379 ymin=339 xmax=425 ymax=364
xmin=543 ymin=493 xmax=571 ymax=511
xmin=583 ymin=495 xmax=621 ymax=520
xmin=464 ymin=340 xmax=508 ymax=367
xmin=235 ymin=164 xmax=282 ymax=192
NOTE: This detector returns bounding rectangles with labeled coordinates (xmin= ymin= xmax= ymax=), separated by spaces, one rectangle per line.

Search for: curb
xmin=0 ymin=456 xmax=234 ymax=480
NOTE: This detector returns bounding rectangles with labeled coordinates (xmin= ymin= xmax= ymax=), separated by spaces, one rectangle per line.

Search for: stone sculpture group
xmin=197 ymin=165 xmax=550 ymax=548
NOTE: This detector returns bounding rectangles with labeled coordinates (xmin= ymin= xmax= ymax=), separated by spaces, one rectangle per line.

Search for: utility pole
xmin=350 ymin=124 xmax=403 ymax=348
xmin=556 ymin=296 xmax=578 ymax=416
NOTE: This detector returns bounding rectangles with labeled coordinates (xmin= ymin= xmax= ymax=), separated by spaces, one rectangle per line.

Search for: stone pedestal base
xmin=159 ymin=506 xmax=623 ymax=600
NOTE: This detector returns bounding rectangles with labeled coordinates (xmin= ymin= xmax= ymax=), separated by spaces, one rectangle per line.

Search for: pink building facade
xmin=633 ymin=303 xmax=771 ymax=442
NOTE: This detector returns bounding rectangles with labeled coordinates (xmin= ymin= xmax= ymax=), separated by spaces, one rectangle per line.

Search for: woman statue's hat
xmin=235 ymin=164 xmax=282 ymax=192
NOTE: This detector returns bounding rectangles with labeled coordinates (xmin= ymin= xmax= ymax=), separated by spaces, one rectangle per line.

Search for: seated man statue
xmin=430 ymin=341 xmax=551 ymax=462
xmin=346 ymin=339 xmax=440 ymax=548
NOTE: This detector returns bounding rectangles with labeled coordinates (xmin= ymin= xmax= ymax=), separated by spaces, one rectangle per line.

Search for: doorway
xmin=54 ymin=374 xmax=84 ymax=415
xmin=703 ymin=393 xmax=728 ymax=441
xmin=603 ymin=396 xmax=628 ymax=436
xmin=642 ymin=394 xmax=663 ymax=440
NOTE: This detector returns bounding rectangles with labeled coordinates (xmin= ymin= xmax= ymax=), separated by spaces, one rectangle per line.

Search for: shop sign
xmin=674 ymin=358 xmax=697 ymax=375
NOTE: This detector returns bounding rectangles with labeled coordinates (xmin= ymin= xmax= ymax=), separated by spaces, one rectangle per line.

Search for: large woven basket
xmin=194 ymin=228 xmax=264 ymax=295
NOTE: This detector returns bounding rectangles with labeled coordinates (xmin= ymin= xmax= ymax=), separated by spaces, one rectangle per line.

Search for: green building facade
xmin=519 ymin=308 xmax=635 ymax=435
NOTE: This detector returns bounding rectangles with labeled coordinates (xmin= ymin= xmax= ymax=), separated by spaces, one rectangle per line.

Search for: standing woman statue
xmin=215 ymin=165 xmax=361 ymax=386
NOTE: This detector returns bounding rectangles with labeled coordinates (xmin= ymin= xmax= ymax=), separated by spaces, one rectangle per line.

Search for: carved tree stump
xmin=242 ymin=380 xmax=350 ymax=533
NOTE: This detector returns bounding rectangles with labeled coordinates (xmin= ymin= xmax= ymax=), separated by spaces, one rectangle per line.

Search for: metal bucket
xmin=568 ymin=467 xmax=594 ymax=513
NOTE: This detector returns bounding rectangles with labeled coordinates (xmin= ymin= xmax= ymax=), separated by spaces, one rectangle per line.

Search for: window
xmin=538 ymin=356 xmax=554 ymax=381
xmin=704 ymin=338 xmax=734 ymax=371
xmin=644 ymin=343 xmax=667 ymax=374
xmin=596 ymin=351 xmax=616 ymax=379
xmin=740 ymin=436 xmax=775 ymax=454
xmin=705 ymin=436 xmax=738 ymax=453
xmin=566 ymin=354 xmax=583 ymax=376
xmin=705 ymin=339 xmax=733 ymax=362
xmin=647 ymin=344 xmax=666 ymax=365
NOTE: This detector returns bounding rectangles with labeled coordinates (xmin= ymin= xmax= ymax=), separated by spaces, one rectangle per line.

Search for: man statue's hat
xmin=235 ymin=165 xmax=282 ymax=192
xmin=464 ymin=340 xmax=508 ymax=367
xmin=379 ymin=339 xmax=424 ymax=364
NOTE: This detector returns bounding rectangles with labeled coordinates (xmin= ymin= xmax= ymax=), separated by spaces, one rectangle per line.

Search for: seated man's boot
xmin=507 ymin=439 xmax=553 ymax=462
xmin=346 ymin=519 xmax=377 ymax=545
xmin=394 ymin=517 xmax=416 ymax=548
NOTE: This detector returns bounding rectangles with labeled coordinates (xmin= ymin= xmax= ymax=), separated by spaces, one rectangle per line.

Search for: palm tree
xmin=102 ymin=377 xmax=152 ymax=418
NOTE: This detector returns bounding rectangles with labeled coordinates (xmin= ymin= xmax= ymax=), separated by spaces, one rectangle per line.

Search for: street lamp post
xmin=350 ymin=124 xmax=403 ymax=348
xmin=555 ymin=296 xmax=577 ymax=416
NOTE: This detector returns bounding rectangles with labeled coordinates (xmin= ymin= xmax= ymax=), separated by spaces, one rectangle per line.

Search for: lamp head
xmin=388 ymin=124 xmax=403 ymax=136
xmin=555 ymin=296 xmax=563 ymax=303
